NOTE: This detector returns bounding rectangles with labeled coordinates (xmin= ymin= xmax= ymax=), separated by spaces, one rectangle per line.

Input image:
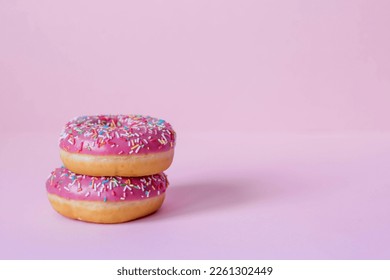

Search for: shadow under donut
xmin=138 ymin=175 xmax=267 ymax=221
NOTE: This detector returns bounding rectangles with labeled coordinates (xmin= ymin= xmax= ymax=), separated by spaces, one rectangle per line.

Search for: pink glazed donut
xmin=46 ymin=167 xmax=168 ymax=223
xmin=59 ymin=115 xmax=176 ymax=177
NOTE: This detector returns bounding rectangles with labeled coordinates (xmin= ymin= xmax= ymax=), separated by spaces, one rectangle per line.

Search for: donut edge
xmin=47 ymin=193 xmax=166 ymax=224
xmin=60 ymin=148 xmax=174 ymax=177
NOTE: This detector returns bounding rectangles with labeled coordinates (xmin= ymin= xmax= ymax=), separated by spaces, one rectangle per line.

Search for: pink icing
xmin=46 ymin=167 xmax=168 ymax=202
xmin=59 ymin=115 xmax=176 ymax=155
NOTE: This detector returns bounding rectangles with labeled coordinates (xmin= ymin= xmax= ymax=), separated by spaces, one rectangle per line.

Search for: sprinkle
xmin=131 ymin=144 xmax=139 ymax=150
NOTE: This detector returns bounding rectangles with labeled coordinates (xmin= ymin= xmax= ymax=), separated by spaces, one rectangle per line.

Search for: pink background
xmin=1 ymin=0 xmax=390 ymax=259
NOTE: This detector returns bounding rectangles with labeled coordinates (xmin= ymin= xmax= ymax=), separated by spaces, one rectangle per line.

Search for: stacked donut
xmin=46 ymin=115 xmax=176 ymax=223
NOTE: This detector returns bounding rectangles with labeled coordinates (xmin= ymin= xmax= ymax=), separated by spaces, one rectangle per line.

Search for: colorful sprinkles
xmin=59 ymin=115 xmax=176 ymax=155
xmin=46 ymin=167 xmax=168 ymax=202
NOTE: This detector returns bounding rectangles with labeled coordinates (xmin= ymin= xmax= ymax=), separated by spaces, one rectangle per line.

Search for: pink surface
xmin=1 ymin=0 xmax=390 ymax=133
xmin=1 ymin=132 xmax=390 ymax=259
xmin=1 ymin=0 xmax=390 ymax=259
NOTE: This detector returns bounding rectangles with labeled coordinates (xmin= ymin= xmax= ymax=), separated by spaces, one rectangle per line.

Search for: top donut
xmin=59 ymin=115 xmax=176 ymax=177
xmin=59 ymin=115 xmax=176 ymax=155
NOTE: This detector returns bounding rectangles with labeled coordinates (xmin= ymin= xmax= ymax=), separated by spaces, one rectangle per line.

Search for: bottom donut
xmin=46 ymin=167 xmax=168 ymax=224
xmin=47 ymin=193 xmax=165 ymax=224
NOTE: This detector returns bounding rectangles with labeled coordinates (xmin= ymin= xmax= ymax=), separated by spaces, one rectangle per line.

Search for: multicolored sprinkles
xmin=46 ymin=167 xmax=168 ymax=202
xmin=59 ymin=115 xmax=176 ymax=155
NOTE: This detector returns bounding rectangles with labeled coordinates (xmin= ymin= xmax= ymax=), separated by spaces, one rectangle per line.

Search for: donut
xmin=59 ymin=115 xmax=176 ymax=177
xmin=46 ymin=167 xmax=168 ymax=223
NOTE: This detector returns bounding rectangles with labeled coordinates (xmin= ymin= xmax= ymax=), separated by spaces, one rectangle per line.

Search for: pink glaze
xmin=46 ymin=167 xmax=168 ymax=202
xmin=59 ymin=115 xmax=176 ymax=155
